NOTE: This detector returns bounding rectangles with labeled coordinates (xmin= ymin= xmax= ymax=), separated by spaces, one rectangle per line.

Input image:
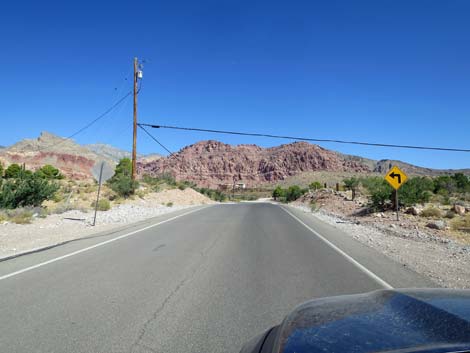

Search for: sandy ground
xmin=290 ymin=191 xmax=470 ymax=289
xmin=0 ymin=188 xmax=214 ymax=260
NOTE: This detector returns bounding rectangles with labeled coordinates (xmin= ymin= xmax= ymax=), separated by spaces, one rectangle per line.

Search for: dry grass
xmin=420 ymin=207 xmax=442 ymax=218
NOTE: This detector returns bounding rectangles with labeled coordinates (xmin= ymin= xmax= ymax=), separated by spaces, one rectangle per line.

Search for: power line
xmin=138 ymin=124 xmax=175 ymax=157
xmin=38 ymin=90 xmax=133 ymax=152
xmin=139 ymin=123 xmax=470 ymax=153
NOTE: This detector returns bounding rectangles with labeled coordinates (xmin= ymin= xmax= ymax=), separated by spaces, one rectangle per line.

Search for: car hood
xmin=243 ymin=289 xmax=470 ymax=353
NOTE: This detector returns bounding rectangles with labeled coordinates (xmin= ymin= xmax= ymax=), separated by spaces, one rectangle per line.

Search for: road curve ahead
xmin=0 ymin=203 xmax=432 ymax=353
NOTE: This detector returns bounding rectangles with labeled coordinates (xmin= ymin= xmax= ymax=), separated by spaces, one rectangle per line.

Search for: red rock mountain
xmin=138 ymin=140 xmax=372 ymax=188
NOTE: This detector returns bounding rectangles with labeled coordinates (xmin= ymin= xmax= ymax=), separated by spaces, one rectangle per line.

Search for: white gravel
xmin=290 ymin=204 xmax=470 ymax=289
xmin=0 ymin=204 xmax=197 ymax=260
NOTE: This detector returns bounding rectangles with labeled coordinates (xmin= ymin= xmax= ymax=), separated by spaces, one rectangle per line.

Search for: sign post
xmin=91 ymin=161 xmax=115 ymax=226
xmin=384 ymin=166 xmax=408 ymax=221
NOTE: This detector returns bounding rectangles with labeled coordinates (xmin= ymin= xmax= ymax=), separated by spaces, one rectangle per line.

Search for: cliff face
xmin=138 ymin=140 xmax=372 ymax=188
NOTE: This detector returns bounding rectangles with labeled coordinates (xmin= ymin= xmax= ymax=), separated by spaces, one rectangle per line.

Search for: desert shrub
xmin=91 ymin=198 xmax=111 ymax=211
xmin=444 ymin=210 xmax=456 ymax=219
xmin=177 ymin=183 xmax=187 ymax=190
xmin=285 ymin=185 xmax=307 ymax=202
xmin=196 ymin=187 xmax=227 ymax=202
xmin=0 ymin=174 xmax=59 ymax=208
xmin=399 ymin=177 xmax=434 ymax=207
xmin=310 ymin=200 xmax=318 ymax=212
xmin=4 ymin=164 xmax=22 ymax=179
xmin=309 ymin=181 xmax=322 ymax=191
xmin=361 ymin=177 xmax=393 ymax=211
xmin=166 ymin=202 xmax=174 ymax=207
xmin=272 ymin=186 xmax=285 ymax=200
xmin=6 ymin=208 xmax=34 ymax=224
xmin=107 ymin=158 xmax=138 ymax=198
xmin=420 ymin=207 xmax=442 ymax=218
xmin=343 ymin=177 xmax=360 ymax=200
xmin=35 ymin=165 xmax=64 ymax=179
xmin=451 ymin=215 xmax=470 ymax=231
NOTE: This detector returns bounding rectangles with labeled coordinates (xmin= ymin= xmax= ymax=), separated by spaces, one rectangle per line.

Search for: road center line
xmin=280 ymin=206 xmax=394 ymax=289
xmin=0 ymin=206 xmax=208 ymax=282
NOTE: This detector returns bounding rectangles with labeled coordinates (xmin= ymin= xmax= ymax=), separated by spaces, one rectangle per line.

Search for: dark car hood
xmin=243 ymin=289 xmax=470 ymax=353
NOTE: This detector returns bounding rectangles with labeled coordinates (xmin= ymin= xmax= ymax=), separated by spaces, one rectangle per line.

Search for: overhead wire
xmin=37 ymin=90 xmax=133 ymax=152
xmin=138 ymin=123 xmax=470 ymax=153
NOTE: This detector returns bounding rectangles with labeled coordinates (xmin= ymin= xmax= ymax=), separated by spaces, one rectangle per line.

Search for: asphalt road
xmin=0 ymin=203 xmax=434 ymax=353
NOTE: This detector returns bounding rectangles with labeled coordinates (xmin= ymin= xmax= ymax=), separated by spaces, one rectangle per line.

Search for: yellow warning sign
xmin=385 ymin=166 xmax=408 ymax=190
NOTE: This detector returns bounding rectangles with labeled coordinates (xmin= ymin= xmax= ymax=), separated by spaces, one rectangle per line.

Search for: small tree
xmin=4 ymin=164 xmax=22 ymax=179
xmin=107 ymin=158 xmax=138 ymax=198
xmin=0 ymin=162 xmax=3 ymax=178
xmin=343 ymin=177 xmax=360 ymax=200
xmin=114 ymin=158 xmax=132 ymax=178
xmin=36 ymin=164 xmax=63 ymax=179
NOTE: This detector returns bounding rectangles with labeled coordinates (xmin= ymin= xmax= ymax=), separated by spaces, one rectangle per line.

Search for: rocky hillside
xmin=2 ymin=133 xmax=468 ymax=184
xmin=138 ymin=140 xmax=372 ymax=188
xmin=0 ymin=132 xmax=113 ymax=179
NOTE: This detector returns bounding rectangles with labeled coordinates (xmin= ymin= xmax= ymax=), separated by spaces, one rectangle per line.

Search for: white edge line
xmin=280 ymin=205 xmax=394 ymax=289
xmin=0 ymin=206 xmax=208 ymax=282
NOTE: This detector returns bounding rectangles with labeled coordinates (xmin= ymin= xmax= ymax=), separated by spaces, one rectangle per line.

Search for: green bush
xmin=166 ymin=202 xmax=174 ymax=207
xmin=272 ymin=186 xmax=285 ymax=200
xmin=399 ymin=177 xmax=434 ymax=207
xmin=35 ymin=164 xmax=64 ymax=179
xmin=0 ymin=162 xmax=3 ymax=178
xmin=108 ymin=174 xmax=138 ymax=198
xmin=107 ymin=158 xmax=138 ymax=198
xmin=0 ymin=174 xmax=59 ymax=208
xmin=420 ymin=207 xmax=442 ymax=218
xmin=4 ymin=164 xmax=22 ymax=179
xmin=309 ymin=181 xmax=322 ymax=191
xmin=361 ymin=177 xmax=393 ymax=211
xmin=196 ymin=187 xmax=227 ymax=202
xmin=91 ymin=198 xmax=111 ymax=211
xmin=285 ymin=185 xmax=307 ymax=202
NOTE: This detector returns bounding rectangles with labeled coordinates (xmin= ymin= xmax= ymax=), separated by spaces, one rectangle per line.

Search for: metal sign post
xmin=91 ymin=161 xmax=115 ymax=226
xmin=93 ymin=162 xmax=104 ymax=226
xmin=384 ymin=166 xmax=408 ymax=221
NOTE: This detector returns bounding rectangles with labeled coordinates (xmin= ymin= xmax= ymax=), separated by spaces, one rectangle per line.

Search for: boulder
xmin=406 ymin=206 xmax=422 ymax=216
xmin=426 ymin=220 xmax=446 ymax=230
xmin=453 ymin=204 xmax=466 ymax=216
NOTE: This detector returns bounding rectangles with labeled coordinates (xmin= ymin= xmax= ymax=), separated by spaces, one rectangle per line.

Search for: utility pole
xmin=131 ymin=57 xmax=138 ymax=180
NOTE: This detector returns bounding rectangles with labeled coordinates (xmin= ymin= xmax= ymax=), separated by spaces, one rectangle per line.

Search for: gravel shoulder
xmin=289 ymin=202 xmax=470 ymax=289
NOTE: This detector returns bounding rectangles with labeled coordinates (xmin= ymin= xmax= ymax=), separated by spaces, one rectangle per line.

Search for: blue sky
xmin=1 ymin=0 xmax=469 ymax=169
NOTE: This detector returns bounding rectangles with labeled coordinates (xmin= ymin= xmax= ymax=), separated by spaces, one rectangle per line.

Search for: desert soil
xmin=0 ymin=188 xmax=213 ymax=260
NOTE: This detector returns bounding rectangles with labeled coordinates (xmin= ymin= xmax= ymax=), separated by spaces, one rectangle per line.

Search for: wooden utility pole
xmin=131 ymin=57 xmax=138 ymax=180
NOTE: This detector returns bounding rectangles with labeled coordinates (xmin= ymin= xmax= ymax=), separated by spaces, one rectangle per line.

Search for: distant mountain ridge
xmin=138 ymin=140 xmax=470 ymax=188
xmin=0 ymin=132 xmax=468 ymax=183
